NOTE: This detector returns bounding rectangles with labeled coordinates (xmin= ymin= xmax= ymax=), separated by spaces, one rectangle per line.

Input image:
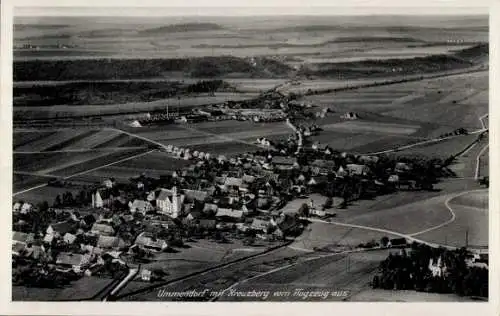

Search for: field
xmin=219 ymin=249 xmax=396 ymax=301
xmin=69 ymin=152 xmax=192 ymax=183
xmin=413 ymin=190 xmax=488 ymax=249
xmin=386 ymin=133 xmax=480 ymax=159
xmin=302 ymin=70 xmax=488 ymax=135
xmin=117 ymin=239 xmax=288 ymax=298
xmin=14 ymin=93 xmax=258 ymax=120
xmin=13 ymin=276 xmax=116 ymax=301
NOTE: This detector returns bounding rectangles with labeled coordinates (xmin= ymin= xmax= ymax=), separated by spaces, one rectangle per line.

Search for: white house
xmin=428 ymin=256 xmax=447 ymax=277
xmin=129 ymin=199 xmax=153 ymax=215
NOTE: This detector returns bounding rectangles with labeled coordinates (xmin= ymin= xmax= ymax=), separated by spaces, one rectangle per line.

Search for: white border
xmin=1 ymin=0 xmax=498 ymax=315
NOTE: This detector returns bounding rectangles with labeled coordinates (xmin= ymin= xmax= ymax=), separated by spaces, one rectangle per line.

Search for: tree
xmin=298 ymin=203 xmax=309 ymax=217
xmin=54 ymin=195 xmax=62 ymax=207
xmin=380 ymin=236 xmax=390 ymax=248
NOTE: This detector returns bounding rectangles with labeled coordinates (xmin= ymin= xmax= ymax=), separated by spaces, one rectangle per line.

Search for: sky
xmin=13 ymin=0 xmax=490 ymax=16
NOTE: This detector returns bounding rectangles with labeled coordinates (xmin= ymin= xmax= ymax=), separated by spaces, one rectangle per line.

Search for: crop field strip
xmin=13 ymin=130 xmax=57 ymax=149
xmin=14 ymin=129 xmax=85 ymax=152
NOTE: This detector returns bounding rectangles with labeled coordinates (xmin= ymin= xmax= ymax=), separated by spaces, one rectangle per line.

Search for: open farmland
xmin=47 ymin=148 xmax=150 ymax=177
xmin=14 ymin=129 xmax=88 ymax=151
xmin=340 ymin=194 xmax=456 ymax=236
xmin=14 ymin=185 xmax=82 ymax=204
xmin=302 ymin=70 xmax=488 ymax=134
xmin=13 ymin=173 xmax=57 ymax=192
xmin=69 ymin=152 xmax=192 ymax=184
xmin=219 ymin=249 xmax=396 ymax=301
xmin=13 ymin=93 xmax=258 ymax=120
xmin=388 ymin=133 xmax=480 ymax=159
xmin=14 ymin=151 xmax=112 ymax=174
xmin=13 ymin=276 xmax=115 ymax=301
xmin=13 ymin=130 xmax=56 ymax=148
xmin=123 ymin=246 xmax=308 ymax=301
xmin=290 ymin=222 xmax=400 ymax=252
xmin=414 ymin=190 xmax=488 ymax=249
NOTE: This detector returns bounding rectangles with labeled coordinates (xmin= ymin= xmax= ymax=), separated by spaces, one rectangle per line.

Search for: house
xmin=307 ymin=176 xmax=328 ymax=187
xmin=224 ymin=177 xmax=245 ymax=192
xmin=346 ymin=164 xmax=371 ymax=176
xmin=91 ymin=223 xmax=115 ymax=236
xmin=341 ymin=112 xmax=358 ymax=120
xmin=310 ymin=208 xmax=326 ymax=217
xmin=134 ymin=232 xmax=168 ymax=252
xmin=46 ymin=220 xmax=77 ymax=238
xmin=428 ymin=256 xmax=447 ymax=277
xmin=310 ymin=159 xmax=336 ymax=175
xmin=23 ymin=245 xmax=46 ymax=260
xmin=141 ymin=269 xmax=152 ymax=282
xmin=202 ymin=203 xmax=218 ymax=215
xmin=250 ymin=218 xmax=275 ymax=233
xmin=103 ymin=178 xmax=115 ymax=189
xmin=129 ymin=199 xmax=154 ymax=215
xmin=215 ymin=208 xmax=244 ymax=222
xmin=13 ymin=202 xmax=32 ymax=213
xmin=156 ymin=187 xmax=185 ymax=218
xmin=183 ymin=189 xmax=208 ymax=202
xmin=12 ymin=231 xmax=35 ymax=252
xmin=63 ymin=233 xmax=77 ymax=245
xmin=97 ymin=235 xmax=127 ymax=250
xmin=272 ymin=156 xmax=299 ymax=171
xmin=13 ymin=202 xmax=33 ymax=214
xmin=56 ymin=252 xmax=92 ymax=273
xmin=198 ymin=219 xmax=217 ymax=230
xmin=395 ymin=162 xmax=412 ymax=173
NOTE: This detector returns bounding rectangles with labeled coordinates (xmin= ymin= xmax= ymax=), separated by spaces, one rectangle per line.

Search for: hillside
xmin=298 ymin=44 xmax=487 ymax=79
xmin=13 ymin=56 xmax=293 ymax=81
xmin=138 ymin=23 xmax=224 ymax=34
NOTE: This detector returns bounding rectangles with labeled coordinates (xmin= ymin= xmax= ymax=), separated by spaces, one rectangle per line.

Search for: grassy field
xmin=69 ymin=152 xmax=193 ymax=184
xmin=14 ymin=93 xmax=259 ymax=120
xmin=387 ymin=133 xmax=479 ymax=159
xmin=290 ymin=222 xmax=400 ymax=251
xmin=340 ymin=194 xmax=455 ymax=236
xmin=13 ymin=173 xmax=56 ymax=192
xmin=413 ymin=190 xmax=488 ymax=248
xmin=14 ymin=151 xmax=110 ymax=173
xmin=12 ymin=276 xmax=116 ymax=301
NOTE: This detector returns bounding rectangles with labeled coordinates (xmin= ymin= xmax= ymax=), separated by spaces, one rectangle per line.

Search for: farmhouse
xmin=91 ymin=223 xmax=115 ymax=236
xmin=13 ymin=202 xmax=32 ymax=213
xmin=56 ymin=252 xmax=92 ymax=273
xmin=224 ymin=177 xmax=246 ymax=193
xmin=310 ymin=159 xmax=336 ymax=175
xmin=13 ymin=232 xmax=35 ymax=251
xmin=215 ymin=208 xmax=244 ymax=222
xmin=129 ymin=199 xmax=154 ymax=214
xmin=97 ymin=235 xmax=128 ymax=250
xmin=346 ymin=164 xmax=371 ymax=176
xmin=250 ymin=218 xmax=275 ymax=233
xmin=272 ymin=156 xmax=299 ymax=171
xmin=183 ymin=189 xmax=208 ymax=202
xmin=134 ymin=232 xmax=168 ymax=252
xmin=46 ymin=220 xmax=77 ymax=237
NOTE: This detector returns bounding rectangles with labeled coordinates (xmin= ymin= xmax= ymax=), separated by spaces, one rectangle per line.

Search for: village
xmin=12 ymin=117 xmax=451 ymax=291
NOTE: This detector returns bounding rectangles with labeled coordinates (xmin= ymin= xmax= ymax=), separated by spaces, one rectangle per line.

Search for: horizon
xmin=14 ymin=6 xmax=489 ymax=17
